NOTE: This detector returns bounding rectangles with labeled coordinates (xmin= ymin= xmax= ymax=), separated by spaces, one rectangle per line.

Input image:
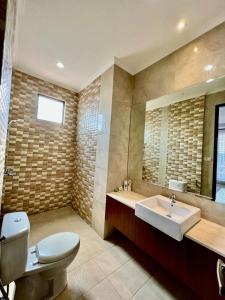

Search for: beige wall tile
xmin=0 ymin=0 xmax=16 ymax=208
xmin=133 ymin=22 xmax=225 ymax=105
xmin=107 ymin=66 xmax=133 ymax=192
xmin=72 ymin=77 xmax=101 ymax=223
xmin=92 ymin=66 xmax=114 ymax=237
xmin=166 ymin=97 xmax=205 ymax=193
xmin=142 ymin=108 xmax=162 ymax=183
xmin=129 ymin=21 xmax=225 ymax=226
xmin=92 ymin=199 xmax=107 ymax=238
xmin=3 ymin=70 xmax=78 ymax=214
xmin=92 ymin=65 xmax=133 ymax=238
xmin=128 ymin=103 xmax=146 ymax=181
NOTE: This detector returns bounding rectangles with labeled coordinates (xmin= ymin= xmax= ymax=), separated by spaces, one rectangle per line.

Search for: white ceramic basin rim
xmin=135 ymin=195 xmax=201 ymax=241
xmin=143 ymin=196 xmax=197 ymax=223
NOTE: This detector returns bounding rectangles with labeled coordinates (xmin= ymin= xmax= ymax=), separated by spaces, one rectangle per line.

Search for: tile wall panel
xmin=142 ymin=108 xmax=162 ymax=183
xmin=128 ymin=22 xmax=225 ymax=226
xmin=0 ymin=0 xmax=16 ymax=207
xmin=72 ymin=77 xmax=100 ymax=223
xmin=3 ymin=70 xmax=78 ymax=214
xmin=166 ymin=97 xmax=205 ymax=193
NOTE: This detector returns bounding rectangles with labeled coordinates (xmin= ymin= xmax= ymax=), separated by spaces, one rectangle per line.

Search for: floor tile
xmin=83 ymin=279 xmax=122 ymax=300
xmin=131 ymin=278 xmax=175 ymax=300
xmin=68 ymin=250 xmax=91 ymax=271
xmin=70 ymin=259 xmax=105 ymax=294
xmin=94 ymin=245 xmax=130 ymax=276
xmin=109 ymin=259 xmax=149 ymax=299
xmin=27 ymin=207 xmax=197 ymax=300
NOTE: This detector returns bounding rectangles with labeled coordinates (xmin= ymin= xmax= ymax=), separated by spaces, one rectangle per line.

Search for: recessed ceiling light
xmin=204 ymin=64 xmax=213 ymax=71
xmin=206 ymin=78 xmax=214 ymax=83
xmin=56 ymin=61 xmax=64 ymax=69
xmin=193 ymin=47 xmax=198 ymax=53
xmin=177 ymin=19 xmax=186 ymax=31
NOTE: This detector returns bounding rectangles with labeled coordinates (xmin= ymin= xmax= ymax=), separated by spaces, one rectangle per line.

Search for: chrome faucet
xmin=167 ymin=194 xmax=176 ymax=218
xmin=170 ymin=194 xmax=176 ymax=205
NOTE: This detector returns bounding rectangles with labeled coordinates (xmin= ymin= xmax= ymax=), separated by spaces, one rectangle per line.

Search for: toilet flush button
xmin=14 ymin=218 xmax=21 ymax=222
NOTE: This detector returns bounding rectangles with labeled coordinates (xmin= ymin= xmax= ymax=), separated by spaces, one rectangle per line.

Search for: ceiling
xmin=14 ymin=0 xmax=225 ymax=92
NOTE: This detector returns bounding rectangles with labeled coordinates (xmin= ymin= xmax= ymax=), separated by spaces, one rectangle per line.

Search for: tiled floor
xmin=28 ymin=207 xmax=198 ymax=300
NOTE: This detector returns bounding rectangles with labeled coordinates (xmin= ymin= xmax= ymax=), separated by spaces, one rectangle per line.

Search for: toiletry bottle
xmin=128 ymin=179 xmax=132 ymax=191
xmin=123 ymin=180 xmax=128 ymax=191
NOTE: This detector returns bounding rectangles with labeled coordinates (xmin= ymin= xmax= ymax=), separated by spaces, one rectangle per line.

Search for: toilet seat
xmin=35 ymin=232 xmax=80 ymax=264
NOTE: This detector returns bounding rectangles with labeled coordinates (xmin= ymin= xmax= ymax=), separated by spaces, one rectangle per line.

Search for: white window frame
xmin=37 ymin=94 xmax=65 ymax=125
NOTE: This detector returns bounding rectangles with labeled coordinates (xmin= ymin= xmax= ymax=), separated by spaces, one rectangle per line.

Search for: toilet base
xmin=15 ymin=269 xmax=67 ymax=300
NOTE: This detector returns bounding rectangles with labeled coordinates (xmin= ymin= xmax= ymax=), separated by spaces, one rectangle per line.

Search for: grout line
xmin=129 ymin=277 xmax=150 ymax=299
xmin=31 ymin=209 xmax=153 ymax=299
xmin=68 ymin=241 xmax=121 ymax=272
xmin=107 ymin=259 xmax=150 ymax=299
xmin=94 ymin=254 xmax=132 ymax=278
xmin=72 ymin=245 xmax=121 ymax=271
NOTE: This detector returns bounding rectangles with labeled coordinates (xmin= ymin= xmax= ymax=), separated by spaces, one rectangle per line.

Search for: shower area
xmin=2 ymin=70 xmax=79 ymax=214
xmin=2 ymin=69 xmax=100 ymax=224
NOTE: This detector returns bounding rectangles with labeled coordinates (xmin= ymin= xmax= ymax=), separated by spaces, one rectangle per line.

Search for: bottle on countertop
xmin=123 ymin=179 xmax=132 ymax=192
xmin=128 ymin=179 xmax=132 ymax=191
xmin=114 ymin=186 xmax=124 ymax=192
xmin=123 ymin=180 xmax=128 ymax=191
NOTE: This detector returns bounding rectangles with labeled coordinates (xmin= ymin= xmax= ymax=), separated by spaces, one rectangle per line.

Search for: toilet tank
xmin=0 ymin=212 xmax=30 ymax=285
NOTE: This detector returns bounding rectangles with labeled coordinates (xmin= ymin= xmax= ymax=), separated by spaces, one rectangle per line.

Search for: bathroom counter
xmin=107 ymin=191 xmax=225 ymax=258
xmin=107 ymin=191 xmax=146 ymax=209
xmin=185 ymin=219 xmax=225 ymax=258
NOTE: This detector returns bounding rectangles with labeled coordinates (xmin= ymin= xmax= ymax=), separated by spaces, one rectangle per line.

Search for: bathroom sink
xmin=135 ymin=195 xmax=200 ymax=241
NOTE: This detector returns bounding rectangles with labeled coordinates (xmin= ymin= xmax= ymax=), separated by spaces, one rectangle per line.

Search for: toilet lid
xmin=36 ymin=232 xmax=80 ymax=264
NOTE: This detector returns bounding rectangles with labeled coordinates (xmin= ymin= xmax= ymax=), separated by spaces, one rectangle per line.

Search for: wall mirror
xmin=142 ymin=76 xmax=225 ymax=203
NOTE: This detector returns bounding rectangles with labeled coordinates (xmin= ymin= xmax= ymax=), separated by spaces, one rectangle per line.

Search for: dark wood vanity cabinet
xmin=105 ymin=195 xmax=136 ymax=241
xmin=106 ymin=196 xmax=223 ymax=300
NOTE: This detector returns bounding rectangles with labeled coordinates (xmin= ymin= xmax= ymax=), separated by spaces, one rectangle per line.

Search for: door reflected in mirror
xmin=214 ymin=105 xmax=225 ymax=203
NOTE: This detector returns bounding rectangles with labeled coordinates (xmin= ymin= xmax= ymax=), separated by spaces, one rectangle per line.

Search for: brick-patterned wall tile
xmin=0 ymin=0 xmax=16 ymax=207
xmin=72 ymin=77 xmax=100 ymax=224
xmin=142 ymin=97 xmax=204 ymax=194
xmin=166 ymin=97 xmax=205 ymax=193
xmin=3 ymin=70 xmax=78 ymax=214
xmin=142 ymin=108 xmax=162 ymax=183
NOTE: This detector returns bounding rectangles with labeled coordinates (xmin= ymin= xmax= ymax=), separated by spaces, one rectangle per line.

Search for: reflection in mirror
xmin=142 ymin=76 xmax=225 ymax=203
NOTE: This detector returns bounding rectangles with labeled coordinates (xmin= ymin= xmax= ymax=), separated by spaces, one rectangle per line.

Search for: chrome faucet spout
xmin=167 ymin=194 xmax=176 ymax=218
xmin=169 ymin=194 xmax=176 ymax=205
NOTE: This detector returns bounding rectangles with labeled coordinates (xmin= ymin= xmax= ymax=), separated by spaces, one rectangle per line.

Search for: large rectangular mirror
xmin=142 ymin=76 xmax=225 ymax=203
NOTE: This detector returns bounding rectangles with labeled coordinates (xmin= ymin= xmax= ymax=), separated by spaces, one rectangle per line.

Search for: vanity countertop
xmin=107 ymin=191 xmax=146 ymax=209
xmin=107 ymin=191 xmax=225 ymax=258
xmin=185 ymin=219 xmax=225 ymax=258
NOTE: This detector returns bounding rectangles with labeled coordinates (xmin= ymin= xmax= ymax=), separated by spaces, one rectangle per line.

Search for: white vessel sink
xmin=135 ymin=195 xmax=200 ymax=241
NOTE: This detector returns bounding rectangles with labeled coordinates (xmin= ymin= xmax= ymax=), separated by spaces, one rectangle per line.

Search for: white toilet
xmin=0 ymin=211 xmax=80 ymax=300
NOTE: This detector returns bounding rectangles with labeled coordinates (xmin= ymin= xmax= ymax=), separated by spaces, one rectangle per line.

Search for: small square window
xmin=37 ymin=95 xmax=65 ymax=124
